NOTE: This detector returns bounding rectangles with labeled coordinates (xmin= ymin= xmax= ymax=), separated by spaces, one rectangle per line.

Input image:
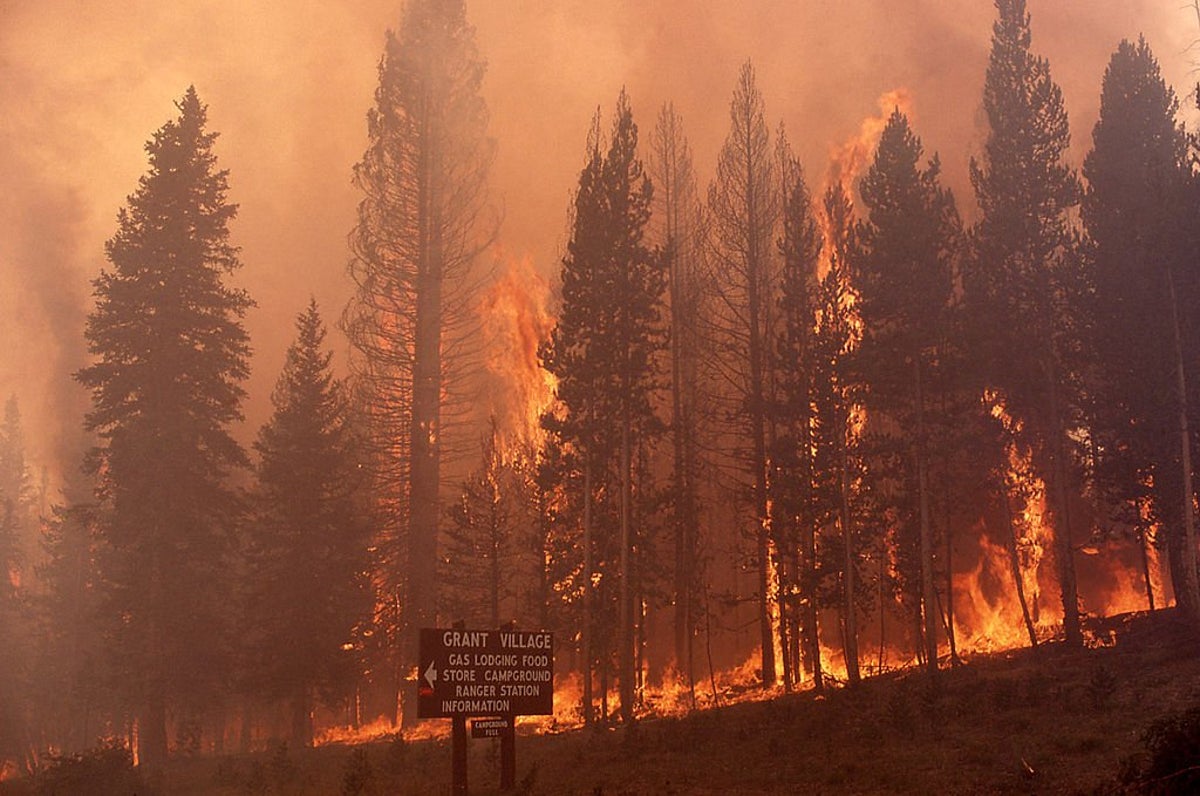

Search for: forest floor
xmin=11 ymin=609 xmax=1200 ymax=795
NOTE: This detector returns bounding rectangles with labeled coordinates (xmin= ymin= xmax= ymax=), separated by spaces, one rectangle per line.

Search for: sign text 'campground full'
xmin=417 ymin=628 xmax=554 ymax=718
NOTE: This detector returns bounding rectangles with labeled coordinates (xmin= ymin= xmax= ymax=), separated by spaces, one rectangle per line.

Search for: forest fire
xmin=3 ymin=2 xmax=1200 ymax=793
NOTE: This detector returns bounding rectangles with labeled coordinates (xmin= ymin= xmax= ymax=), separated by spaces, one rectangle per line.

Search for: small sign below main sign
xmin=417 ymin=628 xmax=554 ymax=719
xmin=470 ymin=717 xmax=511 ymax=738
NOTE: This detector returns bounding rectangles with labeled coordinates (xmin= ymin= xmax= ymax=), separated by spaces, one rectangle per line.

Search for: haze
xmin=0 ymin=0 xmax=1192 ymax=491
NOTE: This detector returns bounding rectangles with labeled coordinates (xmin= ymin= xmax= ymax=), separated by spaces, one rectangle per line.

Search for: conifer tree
xmin=648 ymin=102 xmax=708 ymax=696
xmin=442 ymin=421 xmax=528 ymax=629
xmin=75 ymin=87 xmax=252 ymax=767
xmin=814 ymin=183 xmax=867 ymax=684
xmin=341 ymin=0 xmax=494 ymax=725
xmin=542 ymin=91 xmax=666 ymax=725
xmin=853 ymin=111 xmax=961 ymax=675
xmin=1083 ymin=37 xmax=1200 ymax=619
xmin=244 ymin=300 xmax=371 ymax=747
xmin=772 ymin=148 xmax=825 ymax=690
xmin=32 ymin=503 xmax=108 ymax=755
xmin=707 ymin=60 xmax=781 ymax=688
xmin=967 ymin=0 xmax=1086 ymax=646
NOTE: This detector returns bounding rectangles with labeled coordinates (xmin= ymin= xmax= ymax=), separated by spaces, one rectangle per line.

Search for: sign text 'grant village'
xmin=417 ymin=628 xmax=554 ymax=719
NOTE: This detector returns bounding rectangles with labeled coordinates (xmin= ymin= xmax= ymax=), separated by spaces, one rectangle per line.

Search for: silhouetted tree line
xmin=4 ymin=0 xmax=1200 ymax=776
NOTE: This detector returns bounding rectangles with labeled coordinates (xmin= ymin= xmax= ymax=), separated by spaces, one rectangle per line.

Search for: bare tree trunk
xmin=619 ymin=419 xmax=635 ymax=724
xmin=1043 ymin=352 xmax=1081 ymax=648
xmin=582 ymin=456 xmax=594 ymax=727
xmin=1167 ymin=262 xmax=1200 ymax=620
xmin=1002 ymin=483 xmax=1039 ymax=649
xmin=915 ymin=361 xmax=938 ymax=676
xmin=943 ymin=500 xmax=959 ymax=665
xmin=840 ymin=442 xmax=860 ymax=685
xmin=1138 ymin=519 xmax=1156 ymax=612
xmin=405 ymin=112 xmax=444 ymax=727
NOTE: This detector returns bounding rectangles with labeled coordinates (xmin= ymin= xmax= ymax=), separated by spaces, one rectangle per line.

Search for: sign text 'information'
xmin=417 ymin=628 xmax=554 ymax=718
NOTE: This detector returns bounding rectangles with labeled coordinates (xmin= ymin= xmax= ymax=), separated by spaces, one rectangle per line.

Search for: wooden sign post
xmin=418 ymin=627 xmax=554 ymax=793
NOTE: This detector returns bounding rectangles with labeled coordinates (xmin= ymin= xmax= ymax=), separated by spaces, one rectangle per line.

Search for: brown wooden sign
xmin=417 ymin=627 xmax=554 ymax=719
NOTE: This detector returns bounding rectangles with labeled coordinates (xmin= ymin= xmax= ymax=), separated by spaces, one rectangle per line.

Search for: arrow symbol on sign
xmin=423 ymin=661 xmax=438 ymax=690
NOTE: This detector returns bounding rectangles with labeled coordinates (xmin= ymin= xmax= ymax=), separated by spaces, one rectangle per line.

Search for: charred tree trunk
xmin=1002 ymin=483 xmax=1039 ymax=649
xmin=840 ymin=441 xmax=860 ymax=685
xmin=619 ymin=418 xmax=635 ymax=724
xmin=404 ymin=106 xmax=444 ymax=727
xmin=582 ymin=455 xmax=594 ymax=727
xmin=748 ymin=267 xmax=776 ymax=689
xmin=1045 ymin=360 xmax=1081 ymax=648
xmin=140 ymin=682 xmax=168 ymax=771
xmin=1138 ymin=519 xmax=1156 ymax=612
xmin=1167 ymin=262 xmax=1200 ymax=621
xmin=915 ymin=361 xmax=938 ymax=677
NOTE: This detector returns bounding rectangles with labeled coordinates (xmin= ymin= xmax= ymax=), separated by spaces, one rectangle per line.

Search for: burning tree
xmin=541 ymin=91 xmax=667 ymax=725
xmin=967 ymin=0 xmax=1087 ymax=647
xmin=442 ymin=421 xmax=539 ymax=630
xmin=647 ymin=102 xmax=709 ymax=699
xmin=75 ymin=87 xmax=253 ymax=768
xmin=243 ymin=301 xmax=372 ymax=748
xmin=813 ymin=183 xmax=870 ymax=684
xmin=341 ymin=0 xmax=494 ymax=727
xmin=706 ymin=60 xmax=782 ymax=689
xmin=852 ymin=110 xmax=962 ymax=675
xmin=771 ymin=141 xmax=825 ymax=691
xmin=1082 ymin=37 xmax=1200 ymax=620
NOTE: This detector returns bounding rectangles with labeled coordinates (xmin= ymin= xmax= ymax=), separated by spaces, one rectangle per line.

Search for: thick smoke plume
xmin=0 ymin=0 xmax=1192 ymax=490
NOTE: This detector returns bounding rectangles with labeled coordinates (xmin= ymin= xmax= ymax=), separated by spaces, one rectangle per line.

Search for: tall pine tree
xmin=772 ymin=147 xmax=825 ymax=691
xmin=648 ymin=102 xmax=708 ymax=697
xmin=542 ymin=91 xmax=666 ymax=725
xmin=967 ymin=0 xmax=1086 ymax=647
xmin=75 ymin=87 xmax=252 ymax=767
xmin=244 ymin=300 xmax=371 ymax=747
xmin=1082 ymin=37 xmax=1200 ymax=619
xmin=341 ymin=0 xmax=495 ymax=726
xmin=706 ymin=61 xmax=781 ymax=688
xmin=853 ymin=111 xmax=961 ymax=676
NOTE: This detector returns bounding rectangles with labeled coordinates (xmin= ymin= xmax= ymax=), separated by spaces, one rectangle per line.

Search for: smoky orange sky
xmin=0 ymin=0 xmax=1194 ymax=492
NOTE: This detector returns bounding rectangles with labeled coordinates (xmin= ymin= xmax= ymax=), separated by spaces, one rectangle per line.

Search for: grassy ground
xmin=9 ymin=609 xmax=1200 ymax=795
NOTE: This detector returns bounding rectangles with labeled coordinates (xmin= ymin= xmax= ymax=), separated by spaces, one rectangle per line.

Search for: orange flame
xmin=314 ymin=715 xmax=399 ymax=747
xmin=826 ymin=87 xmax=914 ymax=197
xmin=479 ymin=254 xmax=556 ymax=456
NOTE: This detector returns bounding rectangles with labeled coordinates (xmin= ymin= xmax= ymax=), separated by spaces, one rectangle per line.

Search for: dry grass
xmin=7 ymin=610 xmax=1198 ymax=795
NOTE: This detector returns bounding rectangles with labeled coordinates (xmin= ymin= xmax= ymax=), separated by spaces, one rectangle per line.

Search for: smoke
xmin=0 ymin=0 xmax=1192 ymax=492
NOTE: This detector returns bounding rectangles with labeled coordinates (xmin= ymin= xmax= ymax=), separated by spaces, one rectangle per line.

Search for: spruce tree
xmin=1083 ymin=37 xmax=1200 ymax=618
xmin=772 ymin=148 xmax=825 ymax=690
xmin=541 ymin=91 xmax=666 ymax=725
xmin=244 ymin=300 xmax=371 ymax=747
xmin=813 ymin=183 xmax=867 ymax=684
xmin=443 ymin=422 xmax=518 ymax=629
xmin=853 ymin=111 xmax=961 ymax=675
xmin=967 ymin=0 xmax=1086 ymax=646
xmin=75 ymin=87 xmax=252 ymax=767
